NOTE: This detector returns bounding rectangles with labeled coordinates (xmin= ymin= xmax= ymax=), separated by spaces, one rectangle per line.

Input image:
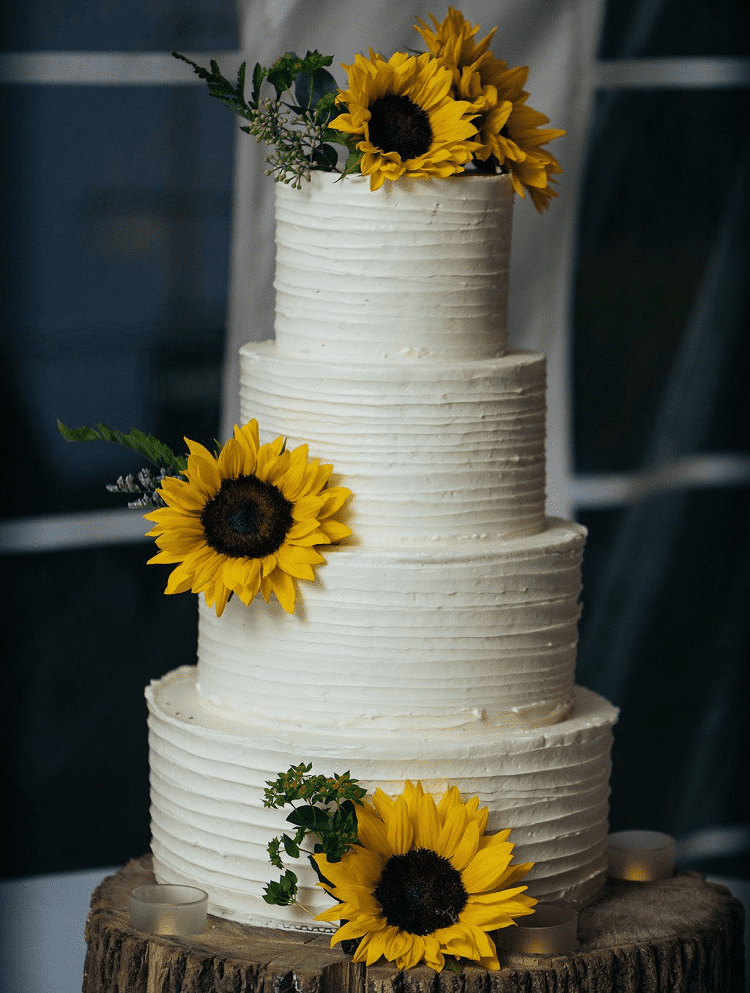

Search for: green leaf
xmin=281 ymin=834 xmax=300 ymax=858
xmin=312 ymin=143 xmax=339 ymax=170
xmin=295 ymin=65 xmax=338 ymax=112
xmin=267 ymin=836 xmax=285 ymax=870
xmin=286 ymin=805 xmax=325 ymax=829
xmin=251 ymin=61 xmax=267 ymax=105
xmin=266 ymin=53 xmax=297 ymax=96
xmin=281 ymin=869 xmax=298 ymax=891
xmin=262 ymin=869 xmax=299 ymax=906
xmin=57 ymin=420 xmax=187 ymax=473
xmin=340 ymin=149 xmax=364 ymax=178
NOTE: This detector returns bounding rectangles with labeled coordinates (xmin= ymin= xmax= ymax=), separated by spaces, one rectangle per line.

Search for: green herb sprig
xmin=174 ymin=51 xmax=358 ymax=188
xmin=57 ymin=420 xmax=187 ymax=508
xmin=262 ymin=762 xmax=367 ymax=908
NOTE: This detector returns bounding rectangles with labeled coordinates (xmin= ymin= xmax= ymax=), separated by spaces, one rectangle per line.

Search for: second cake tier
xmin=240 ymin=345 xmax=547 ymax=543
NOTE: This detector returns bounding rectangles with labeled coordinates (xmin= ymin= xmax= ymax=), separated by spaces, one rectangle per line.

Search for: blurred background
xmin=2 ymin=0 xmax=749 ymax=893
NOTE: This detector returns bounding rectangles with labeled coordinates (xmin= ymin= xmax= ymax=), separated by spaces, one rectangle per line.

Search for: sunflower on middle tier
xmin=144 ymin=419 xmax=352 ymax=616
xmin=329 ymin=49 xmax=479 ymax=190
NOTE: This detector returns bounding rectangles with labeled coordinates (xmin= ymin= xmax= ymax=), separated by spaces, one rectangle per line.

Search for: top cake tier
xmin=274 ymin=172 xmax=513 ymax=361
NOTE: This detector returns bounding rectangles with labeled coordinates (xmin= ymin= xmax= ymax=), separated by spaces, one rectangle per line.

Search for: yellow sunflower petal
xmin=184 ymin=440 xmax=222 ymax=494
xmin=275 ymin=447 xmax=312 ymax=500
xmin=254 ymin=436 xmax=288 ymax=481
xmin=318 ymin=519 xmax=352 ymax=542
xmin=437 ymin=784 xmax=463 ymax=819
xmin=433 ymin=922 xmax=480 ymax=961
xmin=371 ymin=787 xmax=396 ymax=820
xmin=318 ymin=486 xmax=353 ymax=518
xmin=273 ymin=545 xmax=318 ymax=581
xmin=395 ymin=932 xmax=424 ymax=971
xmin=436 ymin=801 xmax=468 ymax=861
xmin=162 ymin=563 xmax=196 ymax=595
xmin=386 ymin=795 xmax=413 ymax=855
xmin=460 ymin=844 xmax=517 ymax=893
xmin=268 ymin=567 xmax=296 ymax=613
xmin=286 ymin=528 xmax=331 ymax=548
xmin=421 ymin=934 xmax=445 ymax=972
xmin=356 ymin=803 xmax=392 ymax=860
xmin=286 ymin=518 xmax=322 ymax=540
xmin=331 ymin=915 xmax=385 ymax=946
xmin=210 ymin=584 xmax=233 ymax=616
xmin=216 ymin=435 xmax=244 ymax=480
xmin=414 ymin=790 xmax=442 ymax=852
xmin=354 ymin=925 xmax=402 ymax=966
xmin=315 ymin=846 xmax=383 ymax=891
xmin=496 ymin=861 xmax=536 ymax=888
xmin=450 ymin=816 xmax=481 ymax=872
xmin=259 ymin=572 xmax=273 ymax=603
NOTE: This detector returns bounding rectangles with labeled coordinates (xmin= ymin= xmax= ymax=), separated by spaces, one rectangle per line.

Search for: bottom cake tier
xmin=146 ymin=667 xmax=618 ymax=930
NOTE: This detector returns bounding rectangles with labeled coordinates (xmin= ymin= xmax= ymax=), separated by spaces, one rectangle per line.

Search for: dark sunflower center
xmin=367 ymin=94 xmax=433 ymax=161
xmin=373 ymin=848 xmax=468 ymax=935
xmin=201 ymin=475 xmax=294 ymax=559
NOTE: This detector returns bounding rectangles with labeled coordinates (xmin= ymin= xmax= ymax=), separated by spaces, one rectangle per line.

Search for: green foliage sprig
xmin=262 ymin=762 xmax=367 ymax=908
xmin=174 ymin=51 xmax=358 ymax=188
xmin=57 ymin=420 xmax=187 ymax=508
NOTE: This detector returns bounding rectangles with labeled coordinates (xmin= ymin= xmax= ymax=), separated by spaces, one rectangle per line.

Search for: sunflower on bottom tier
xmin=144 ymin=419 xmax=352 ymax=616
xmin=314 ymin=781 xmax=536 ymax=972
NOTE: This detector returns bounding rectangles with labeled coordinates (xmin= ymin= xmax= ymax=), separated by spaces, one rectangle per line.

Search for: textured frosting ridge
xmin=274 ymin=172 xmax=513 ymax=360
xmin=240 ymin=344 xmax=547 ymax=542
xmin=196 ymin=519 xmax=585 ymax=730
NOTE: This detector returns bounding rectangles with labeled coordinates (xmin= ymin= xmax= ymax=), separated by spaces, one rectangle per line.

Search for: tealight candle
xmin=495 ymin=904 xmax=579 ymax=955
xmin=129 ymin=884 xmax=208 ymax=935
xmin=607 ymin=830 xmax=676 ymax=882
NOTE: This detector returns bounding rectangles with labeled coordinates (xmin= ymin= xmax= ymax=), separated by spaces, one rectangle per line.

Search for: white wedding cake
xmin=145 ymin=172 xmax=618 ymax=930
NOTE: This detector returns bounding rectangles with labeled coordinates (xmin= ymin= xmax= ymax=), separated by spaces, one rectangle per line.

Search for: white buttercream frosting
xmin=147 ymin=669 xmax=617 ymax=928
xmin=145 ymin=171 xmax=619 ymax=934
xmin=240 ymin=345 xmax=547 ymax=542
xmin=196 ymin=519 xmax=585 ymax=730
xmin=274 ymin=172 xmax=513 ymax=361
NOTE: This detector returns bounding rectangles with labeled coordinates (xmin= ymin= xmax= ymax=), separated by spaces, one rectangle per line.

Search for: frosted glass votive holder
xmin=608 ymin=830 xmax=676 ymax=882
xmin=129 ymin=884 xmax=208 ymax=935
xmin=495 ymin=904 xmax=579 ymax=955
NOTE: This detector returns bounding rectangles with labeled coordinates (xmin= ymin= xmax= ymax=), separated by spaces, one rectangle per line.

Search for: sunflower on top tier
xmin=144 ymin=420 xmax=352 ymax=616
xmin=415 ymin=7 xmax=565 ymax=211
xmin=328 ymin=50 xmax=479 ymax=190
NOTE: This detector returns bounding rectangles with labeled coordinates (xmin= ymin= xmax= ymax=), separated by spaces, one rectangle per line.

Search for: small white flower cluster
xmin=106 ymin=467 xmax=171 ymax=509
xmin=245 ymin=98 xmax=334 ymax=189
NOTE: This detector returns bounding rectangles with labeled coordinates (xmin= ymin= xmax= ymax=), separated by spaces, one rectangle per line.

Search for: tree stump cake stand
xmin=83 ymin=854 xmax=744 ymax=993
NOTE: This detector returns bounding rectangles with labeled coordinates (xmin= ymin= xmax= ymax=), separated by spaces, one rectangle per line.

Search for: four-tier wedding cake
xmin=145 ymin=171 xmax=618 ymax=930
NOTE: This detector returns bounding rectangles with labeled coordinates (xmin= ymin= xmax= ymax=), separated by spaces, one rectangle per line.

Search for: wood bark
xmin=83 ymin=854 xmax=744 ymax=993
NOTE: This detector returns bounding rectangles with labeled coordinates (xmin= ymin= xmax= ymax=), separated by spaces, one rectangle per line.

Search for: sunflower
xmin=415 ymin=8 xmax=565 ymax=210
xmin=415 ymin=4 xmax=498 ymax=68
xmin=144 ymin=420 xmax=352 ymax=616
xmin=314 ymin=781 xmax=536 ymax=972
xmin=328 ymin=49 xmax=479 ymax=191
